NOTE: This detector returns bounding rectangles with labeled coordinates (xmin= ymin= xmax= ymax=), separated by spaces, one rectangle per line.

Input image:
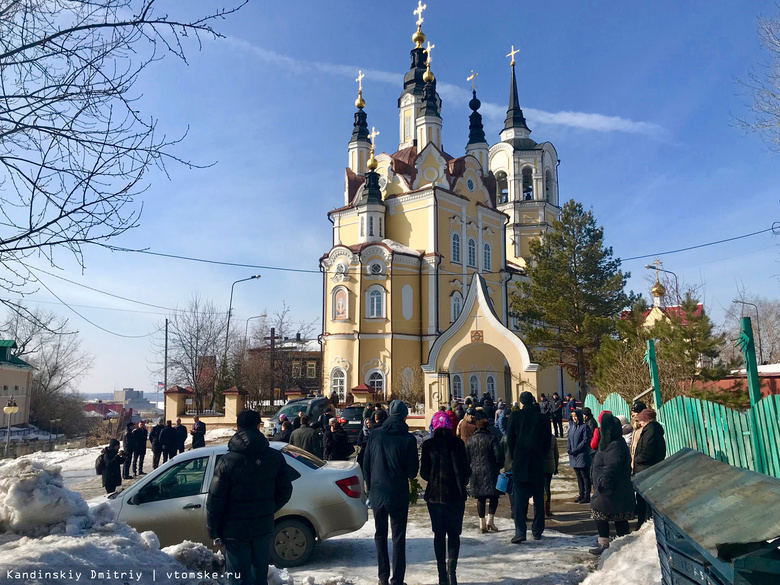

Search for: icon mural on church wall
xmin=335 ymin=288 xmax=348 ymax=320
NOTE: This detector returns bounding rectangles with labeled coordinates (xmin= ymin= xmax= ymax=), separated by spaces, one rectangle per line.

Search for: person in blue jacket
xmin=567 ymin=409 xmax=592 ymax=503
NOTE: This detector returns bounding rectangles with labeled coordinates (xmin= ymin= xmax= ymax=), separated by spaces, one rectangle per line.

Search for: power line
xmin=107 ymin=225 xmax=777 ymax=277
xmin=27 ymin=269 xmax=161 ymax=339
xmin=621 ymin=227 xmax=775 ymax=262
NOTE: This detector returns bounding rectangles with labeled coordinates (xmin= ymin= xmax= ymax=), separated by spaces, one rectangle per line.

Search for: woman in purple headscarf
xmin=420 ymin=411 xmax=471 ymax=585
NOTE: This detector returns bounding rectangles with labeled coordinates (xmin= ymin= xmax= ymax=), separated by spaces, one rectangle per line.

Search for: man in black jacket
xmin=289 ymin=415 xmax=323 ymax=458
xmin=148 ymin=418 xmax=164 ymax=469
xmin=207 ymin=410 xmax=298 ymax=585
xmin=550 ymin=393 xmax=564 ymax=437
xmin=363 ymin=400 xmax=419 ymax=585
xmin=175 ymin=418 xmax=188 ymax=455
xmin=131 ymin=421 xmax=148 ymax=476
xmin=121 ymin=422 xmax=136 ymax=479
xmin=632 ymin=408 xmax=666 ymax=528
xmin=159 ymin=420 xmax=178 ymax=463
xmin=506 ymin=392 xmax=552 ymax=543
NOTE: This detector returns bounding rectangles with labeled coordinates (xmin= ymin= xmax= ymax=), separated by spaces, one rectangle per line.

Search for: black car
xmin=337 ymin=406 xmax=365 ymax=443
xmin=263 ymin=397 xmax=335 ymax=438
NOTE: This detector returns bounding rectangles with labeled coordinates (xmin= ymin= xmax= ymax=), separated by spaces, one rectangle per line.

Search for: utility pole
xmin=164 ymin=318 xmax=168 ymax=420
xmin=265 ymin=327 xmax=281 ymax=405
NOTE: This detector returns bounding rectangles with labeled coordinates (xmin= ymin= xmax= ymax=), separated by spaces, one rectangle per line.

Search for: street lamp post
xmin=4 ymin=398 xmax=18 ymax=458
xmin=222 ymin=276 xmax=262 ymax=394
xmin=733 ymin=300 xmax=764 ymax=365
xmin=49 ymin=418 xmax=55 ymax=447
xmin=244 ymin=314 xmax=268 ymax=349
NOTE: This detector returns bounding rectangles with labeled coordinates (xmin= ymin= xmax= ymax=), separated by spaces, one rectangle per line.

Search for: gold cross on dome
xmin=368 ymin=126 xmax=380 ymax=148
xmin=414 ymin=1 xmax=427 ymax=26
xmin=467 ymin=70 xmax=479 ymax=90
xmin=507 ymin=45 xmax=520 ymax=66
xmin=424 ymin=41 xmax=435 ymax=65
xmin=356 ymin=70 xmax=365 ymax=92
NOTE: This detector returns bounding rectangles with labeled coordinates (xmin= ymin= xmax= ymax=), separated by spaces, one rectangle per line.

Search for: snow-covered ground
xmin=0 ymin=432 xmax=663 ymax=585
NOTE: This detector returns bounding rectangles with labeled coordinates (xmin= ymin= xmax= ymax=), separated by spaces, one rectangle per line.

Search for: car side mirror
xmin=128 ymin=493 xmax=139 ymax=505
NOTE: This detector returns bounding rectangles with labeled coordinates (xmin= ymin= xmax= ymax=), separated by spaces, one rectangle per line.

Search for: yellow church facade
xmin=319 ymin=9 xmax=575 ymax=419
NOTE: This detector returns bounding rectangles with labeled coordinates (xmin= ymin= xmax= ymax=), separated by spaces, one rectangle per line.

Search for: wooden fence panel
xmin=580 ymin=393 xmax=780 ymax=479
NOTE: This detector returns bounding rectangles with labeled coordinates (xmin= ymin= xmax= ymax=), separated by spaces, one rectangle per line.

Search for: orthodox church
xmin=319 ymin=5 xmax=576 ymax=419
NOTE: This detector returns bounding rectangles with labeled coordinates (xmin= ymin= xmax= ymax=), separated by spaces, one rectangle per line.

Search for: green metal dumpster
xmin=633 ymin=448 xmax=780 ymax=585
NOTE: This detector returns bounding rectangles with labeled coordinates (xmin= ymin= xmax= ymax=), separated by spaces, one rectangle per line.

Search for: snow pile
xmin=268 ymin=566 xmax=294 ymax=585
xmin=162 ymin=540 xmax=224 ymax=572
xmin=0 ymin=459 xmax=98 ymax=536
xmin=299 ymin=576 xmax=353 ymax=585
xmin=19 ymin=446 xmax=103 ymax=473
xmin=183 ymin=426 xmax=237 ymax=447
xmin=580 ymin=521 xmax=661 ymax=585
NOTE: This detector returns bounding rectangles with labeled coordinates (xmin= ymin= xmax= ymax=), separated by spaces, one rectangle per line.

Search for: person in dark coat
xmin=207 ymin=410 xmax=299 ymax=585
xmin=565 ymin=394 xmax=577 ymax=419
xmin=323 ymin=421 xmax=354 ymax=461
xmin=357 ymin=417 xmax=373 ymax=468
xmin=131 ymin=421 xmax=148 ymax=476
xmin=314 ymin=407 xmax=334 ymax=432
xmin=362 ymin=402 xmax=375 ymax=422
xmin=174 ymin=418 xmax=187 ymax=455
xmin=421 ymin=411 xmax=470 ymax=585
xmin=363 ymin=400 xmax=419 ymax=585
xmin=589 ymin=412 xmax=636 ymax=555
xmin=121 ymin=423 xmax=136 ymax=479
xmin=550 ymin=393 xmax=564 ymax=437
xmin=480 ymin=395 xmax=496 ymax=422
xmin=191 ymin=415 xmax=207 ymax=449
xmin=567 ymin=409 xmax=593 ymax=503
xmin=289 ymin=415 xmax=323 ymax=459
xmin=505 ymin=392 xmax=552 ymax=543
xmin=539 ymin=394 xmax=552 ymax=417
xmin=632 ymin=408 xmax=666 ymax=529
xmin=582 ymin=407 xmax=599 ymax=465
xmin=159 ymin=420 xmax=178 ymax=463
xmin=273 ymin=420 xmax=293 ymax=443
xmin=148 ymin=418 xmax=164 ymax=469
xmin=466 ymin=419 xmax=502 ymax=534
xmin=542 ymin=431 xmax=559 ymax=518
xmin=292 ymin=410 xmax=305 ymax=430
xmin=99 ymin=438 xmax=126 ymax=494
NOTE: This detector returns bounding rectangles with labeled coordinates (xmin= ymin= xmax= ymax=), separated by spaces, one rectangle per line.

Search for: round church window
xmin=467 ymin=178 xmax=475 ymax=192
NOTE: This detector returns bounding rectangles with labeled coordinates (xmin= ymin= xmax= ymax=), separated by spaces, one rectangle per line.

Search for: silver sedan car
xmin=97 ymin=442 xmax=367 ymax=567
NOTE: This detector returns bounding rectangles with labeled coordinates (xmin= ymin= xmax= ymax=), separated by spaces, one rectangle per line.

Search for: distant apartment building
xmin=0 ymin=340 xmax=33 ymax=428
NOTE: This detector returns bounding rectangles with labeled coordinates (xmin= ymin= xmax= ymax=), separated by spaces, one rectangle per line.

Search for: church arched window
xmin=486 ymin=375 xmax=496 ymax=399
xmin=369 ymin=216 xmax=374 ymax=237
xmin=469 ymin=375 xmax=480 ymax=396
xmin=522 ymin=167 xmax=534 ymax=201
xmin=367 ymin=370 xmax=385 ymax=397
xmin=331 ymin=369 xmax=346 ymax=403
xmin=366 ymin=286 xmax=385 ymax=318
xmin=451 ymin=374 xmax=463 ymax=400
xmin=545 ymin=169 xmax=555 ymax=204
xmin=467 ymin=238 xmax=477 ymax=267
xmin=451 ymin=291 xmax=463 ymax=323
xmin=379 ymin=217 xmax=383 ymax=238
xmin=452 ymin=233 xmax=461 ymax=263
xmin=483 ymin=243 xmax=492 ymax=273
xmin=496 ymin=171 xmax=509 ymax=204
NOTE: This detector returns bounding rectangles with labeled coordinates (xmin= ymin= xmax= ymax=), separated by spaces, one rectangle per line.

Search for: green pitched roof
xmin=0 ymin=340 xmax=18 ymax=348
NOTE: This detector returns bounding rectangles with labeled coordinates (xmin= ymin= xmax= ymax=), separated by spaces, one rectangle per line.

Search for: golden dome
xmin=413 ymin=26 xmax=425 ymax=48
xmin=423 ymin=64 xmax=434 ymax=83
xmin=355 ymin=90 xmax=365 ymax=109
xmin=651 ymin=280 xmax=667 ymax=297
xmin=367 ymin=151 xmax=378 ymax=171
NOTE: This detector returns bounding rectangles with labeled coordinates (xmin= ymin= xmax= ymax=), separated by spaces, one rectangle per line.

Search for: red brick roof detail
xmin=164 ymin=385 xmax=193 ymax=395
xmin=391 ymin=146 xmax=417 ymax=166
xmin=351 ymin=383 xmax=372 ymax=393
xmin=448 ymin=157 xmax=466 ymax=179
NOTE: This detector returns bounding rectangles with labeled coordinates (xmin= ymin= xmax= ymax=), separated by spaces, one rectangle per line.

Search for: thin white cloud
xmin=224 ymin=37 xmax=666 ymax=138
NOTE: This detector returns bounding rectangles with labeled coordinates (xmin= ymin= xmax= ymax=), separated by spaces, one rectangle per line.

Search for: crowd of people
xmin=96 ymin=392 xmax=668 ymax=585
xmin=96 ymin=415 xmax=208 ymax=494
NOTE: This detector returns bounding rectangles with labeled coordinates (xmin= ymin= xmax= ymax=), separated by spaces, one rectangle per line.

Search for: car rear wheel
xmin=271 ymin=518 xmax=315 ymax=567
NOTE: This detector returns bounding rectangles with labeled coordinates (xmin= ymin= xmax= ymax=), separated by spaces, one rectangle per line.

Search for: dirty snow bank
xmin=580 ymin=521 xmax=661 ymax=585
xmin=0 ymin=460 xmax=292 ymax=585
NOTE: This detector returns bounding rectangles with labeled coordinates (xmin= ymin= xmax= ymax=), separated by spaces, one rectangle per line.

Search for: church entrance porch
xmin=421 ymin=274 xmax=541 ymax=422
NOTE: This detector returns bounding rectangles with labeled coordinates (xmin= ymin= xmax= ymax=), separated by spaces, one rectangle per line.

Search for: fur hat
xmin=636 ymin=408 xmax=656 ymax=423
xmin=582 ymin=407 xmax=593 ymax=417
xmin=431 ymin=411 xmax=452 ymax=430
xmin=632 ymin=400 xmax=647 ymax=414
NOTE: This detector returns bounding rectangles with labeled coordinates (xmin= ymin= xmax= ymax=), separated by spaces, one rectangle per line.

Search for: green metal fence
xmin=584 ymin=392 xmax=780 ymax=479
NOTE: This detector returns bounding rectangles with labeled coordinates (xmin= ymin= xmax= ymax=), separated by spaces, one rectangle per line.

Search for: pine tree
xmin=510 ymin=200 xmax=632 ymax=396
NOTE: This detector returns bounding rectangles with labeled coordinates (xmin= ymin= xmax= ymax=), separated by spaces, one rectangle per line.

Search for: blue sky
xmin=17 ymin=0 xmax=780 ymax=395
